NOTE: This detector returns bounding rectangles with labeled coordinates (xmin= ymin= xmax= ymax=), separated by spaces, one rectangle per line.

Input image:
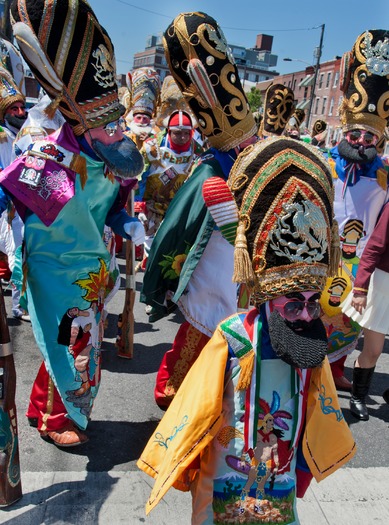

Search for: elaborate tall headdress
xmin=163 ymin=11 xmax=256 ymax=151
xmin=10 ymin=0 xmax=123 ymax=135
xmin=229 ymin=137 xmax=340 ymax=305
xmin=339 ymin=29 xmax=389 ymax=137
xmin=126 ymin=67 xmax=161 ymax=118
xmin=0 ymin=65 xmax=25 ymax=121
xmin=155 ymin=75 xmax=194 ymax=128
xmin=0 ymin=37 xmax=25 ymax=95
xmin=258 ymin=84 xmax=295 ymax=139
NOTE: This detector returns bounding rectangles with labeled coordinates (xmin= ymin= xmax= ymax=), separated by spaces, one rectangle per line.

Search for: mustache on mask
xmin=268 ymin=309 xmax=327 ymax=369
xmin=337 ymin=138 xmax=377 ymax=164
xmin=91 ymin=135 xmax=144 ymax=182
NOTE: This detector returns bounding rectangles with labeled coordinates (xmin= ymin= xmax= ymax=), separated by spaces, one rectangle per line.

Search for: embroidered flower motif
xmin=159 ymin=243 xmax=191 ymax=279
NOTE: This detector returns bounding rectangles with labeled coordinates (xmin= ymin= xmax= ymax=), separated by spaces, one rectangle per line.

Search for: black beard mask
xmin=91 ymin=135 xmax=144 ymax=182
xmin=268 ymin=309 xmax=327 ymax=369
xmin=337 ymin=138 xmax=377 ymax=164
xmin=5 ymin=113 xmax=28 ymax=131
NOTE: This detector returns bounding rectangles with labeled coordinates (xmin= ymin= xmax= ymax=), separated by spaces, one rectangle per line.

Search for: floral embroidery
xmin=159 ymin=242 xmax=191 ymax=279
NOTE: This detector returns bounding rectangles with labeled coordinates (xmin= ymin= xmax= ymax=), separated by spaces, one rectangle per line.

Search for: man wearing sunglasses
xmin=321 ymin=30 xmax=389 ymax=394
xmin=139 ymin=136 xmax=356 ymax=523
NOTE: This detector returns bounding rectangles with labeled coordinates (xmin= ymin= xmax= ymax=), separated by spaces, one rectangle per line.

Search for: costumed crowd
xmin=0 ymin=1 xmax=388 ymax=524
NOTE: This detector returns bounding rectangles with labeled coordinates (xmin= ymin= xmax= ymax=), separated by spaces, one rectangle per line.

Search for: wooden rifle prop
xmin=0 ymin=283 xmax=22 ymax=507
xmin=117 ymin=190 xmax=136 ymax=359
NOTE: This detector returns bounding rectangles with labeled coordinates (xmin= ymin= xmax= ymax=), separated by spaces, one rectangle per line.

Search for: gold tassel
xmin=236 ymin=349 xmax=255 ymax=391
xmin=232 ymin=221 xmax=255 ymax=286
xmin=70 ymin=154 xmax=88 ymax=189
xmin=329 ymin=219 xmax=341 ymax=277
xmin=44 ymin=91 xmax=63 ymax=119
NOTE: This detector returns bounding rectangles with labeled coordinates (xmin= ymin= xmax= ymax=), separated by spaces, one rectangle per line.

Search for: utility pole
xmin=306 ymin=24 xmax=325 ymax=131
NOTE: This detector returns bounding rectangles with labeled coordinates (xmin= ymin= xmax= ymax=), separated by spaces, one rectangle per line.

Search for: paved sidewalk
xmin=0 ymin=467 xmax=388 ymax=524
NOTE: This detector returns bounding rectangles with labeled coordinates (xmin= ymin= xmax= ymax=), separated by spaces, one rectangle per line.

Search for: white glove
xmin=123 ymin=220 xmax=145 ymax=246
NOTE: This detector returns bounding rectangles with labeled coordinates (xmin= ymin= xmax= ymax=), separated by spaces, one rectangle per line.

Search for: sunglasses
xmin=345 ymin=130 xmax=378 ymax=146
xmin=273 ymin=300 xmax=322 ymax=322
xmin=103 ymin=120 xmax=119 ymax=137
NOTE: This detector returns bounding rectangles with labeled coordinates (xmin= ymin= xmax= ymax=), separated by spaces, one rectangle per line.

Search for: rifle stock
xmin=0 ymin=284 xmax=22 ymax=507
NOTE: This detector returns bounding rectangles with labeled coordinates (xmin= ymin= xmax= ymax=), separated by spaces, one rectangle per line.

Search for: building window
xmin=321 ymin=97 xmax=327 ymax=115
xmin=326 ymin=72 xmax=331 ymax=88
xmin=318 ymin=73 xmax=324 ymax=89
xmin=333 ymin=71 xmax=339 ymax=88
xmin=314 ymin=97 xmax=320 ymax=113
xmin=328 ymin=96 xmax=334 ymax=116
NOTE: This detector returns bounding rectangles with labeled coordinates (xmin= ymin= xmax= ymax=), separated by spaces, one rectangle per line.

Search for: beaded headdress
xmin=229 ymin=137 xmax=339 ymax=305
xmin=163 ymin=11 xmax=256 ymax=151
xmin=155 ymin=75 xmax=194 ymax=128
xmin=10 ymin=0 xmax=123 ymax=135
xmin=339 ymin=29 xmax=389 ymax=137
xmin=0 ymin=65 xmax=25 ymax=121
xmin=126 ymin=67 xmax=161 ymax=118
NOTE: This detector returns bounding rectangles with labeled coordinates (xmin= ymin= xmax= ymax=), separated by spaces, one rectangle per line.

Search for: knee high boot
xmin=350 ymin=365 xmax=375 ymax=421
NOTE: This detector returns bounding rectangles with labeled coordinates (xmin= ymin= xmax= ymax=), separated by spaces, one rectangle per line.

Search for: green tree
xmin=246 ymin=87 xmax=262 ymax=113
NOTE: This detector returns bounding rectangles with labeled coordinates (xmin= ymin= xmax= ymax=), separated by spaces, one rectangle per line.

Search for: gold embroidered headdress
xmin=339 ymin=29 xmax=389 ymax=137
xmin=10 ymin=0 xmax=123 ymax=135
xmin=258 ymin=84 xmax=295 ymax=139
xmin=163 ymin=11 xmax=256 ymax=151
xmin=229 ymin=137 xmax=339 ymax=305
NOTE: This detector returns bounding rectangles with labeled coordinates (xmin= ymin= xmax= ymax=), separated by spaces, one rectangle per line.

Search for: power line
xmin=112 ymin=0 xmax=322 ymax=33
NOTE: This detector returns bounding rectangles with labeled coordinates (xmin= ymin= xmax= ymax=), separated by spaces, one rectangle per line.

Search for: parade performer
xmin=0 ymin=64 xmax=27 ymax=320
xmin=123 ymin=67 xmax=161 ymax=151
xmin=0 ymin=0 xmax=144 ymax=447
xmin=322 ymin=29 xmax=389 ymax=391
xmin=342 ymin=201 xmax=389 ymax=420
xmin=310 ymin=119 xmax=328 ymax=151
xmin=138 ymin=136 xmax=356 ymax=524
xmin=284 ymin=108 xmax=305 ymax=140
xmin=140 ymin=11 xmax=257 ymax=409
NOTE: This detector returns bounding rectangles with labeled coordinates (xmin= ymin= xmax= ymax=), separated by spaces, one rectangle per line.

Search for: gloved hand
xmin=123 ymin=220 xmax=145 ymax=246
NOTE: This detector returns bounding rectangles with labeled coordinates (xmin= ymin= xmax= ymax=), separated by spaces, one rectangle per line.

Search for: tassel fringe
xmin=233 ymin=221 xmax=255 ymax=286
xmin=329 ymin=219 xmax=341 ymax=277
xmin=236 ymin=349 xmax=255 ymax=391
xmin=70 ymin=154 xmax=87 ymax=189
xmin=44 ymin=91 xmax=63 ymax=119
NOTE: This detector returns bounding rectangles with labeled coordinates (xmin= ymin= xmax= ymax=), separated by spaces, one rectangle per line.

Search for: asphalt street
xmin=0 ymin=251 xmax=388 ymax=524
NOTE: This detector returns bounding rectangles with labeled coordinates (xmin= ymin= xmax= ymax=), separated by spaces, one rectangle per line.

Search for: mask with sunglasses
xmin=272 ymin=299 xmax=322 ymax=323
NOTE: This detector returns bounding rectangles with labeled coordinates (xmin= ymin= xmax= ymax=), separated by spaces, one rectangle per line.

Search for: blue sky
xmin=91 ymin=0 xmax=389 ymax=76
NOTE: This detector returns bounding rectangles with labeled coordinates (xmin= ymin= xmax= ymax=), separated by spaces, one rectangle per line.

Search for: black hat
xmin=163 ymin=12 xmax=256 ymax=151
xmin=11 ymin=0 xmax=123 ymax=135
xmin=259 ymin=84 xmax=295 ymax=138
xmin=229 ymin=137 xmax=339 ymax=304
xmin=339 ymin=30 xmax=389 ymax=136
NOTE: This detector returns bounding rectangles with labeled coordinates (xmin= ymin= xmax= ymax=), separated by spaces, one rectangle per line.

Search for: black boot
xmin=350 ymin=365 xmax=375 ymax=421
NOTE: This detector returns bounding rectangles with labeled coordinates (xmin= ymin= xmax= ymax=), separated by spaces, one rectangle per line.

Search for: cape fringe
xmin=44 ymin=91 xmax=63 ymax=119
xmin=70 ymin=155 xmax=87 ymax=189
xmin=236 ymin=349 xmax=255 ymax=391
